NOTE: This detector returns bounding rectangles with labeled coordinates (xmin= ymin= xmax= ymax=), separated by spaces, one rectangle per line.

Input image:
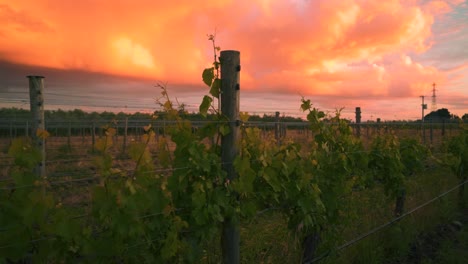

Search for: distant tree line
xmin=0 ymin=107 xmax=305 ymax=123
xmin=424 ymin=108 xmax=467 ymax=122
xmin=1 ymin=107 xmax=466 ymax=123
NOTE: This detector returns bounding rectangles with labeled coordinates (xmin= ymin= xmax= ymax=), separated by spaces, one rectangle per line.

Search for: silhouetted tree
xmin=424 ymin=108 xmax=452 ymax=121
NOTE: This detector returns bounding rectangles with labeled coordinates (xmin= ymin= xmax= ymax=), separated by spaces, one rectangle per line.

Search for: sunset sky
xmin=0 ymin=0 xmax=467 ymax=121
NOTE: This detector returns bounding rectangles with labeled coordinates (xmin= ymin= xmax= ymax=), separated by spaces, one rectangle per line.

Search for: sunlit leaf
xmin=163 ymin=100 xmax=173 ymax=111
xmin=126 ymin=179 xmax=136 ymax=194
xmin=143 ymin=124 xmax=152 ymax=132
xmin=105 ymin=127 xmax=116 ymax=136
xmin=239 ymin=112 xmax=250 ymax=122
xmin=36 ymin=128 xmax=50 ymax=139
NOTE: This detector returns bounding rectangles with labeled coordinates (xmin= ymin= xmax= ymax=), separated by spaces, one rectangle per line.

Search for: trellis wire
xmin=308 ymin=178 xmax=468 ymax=263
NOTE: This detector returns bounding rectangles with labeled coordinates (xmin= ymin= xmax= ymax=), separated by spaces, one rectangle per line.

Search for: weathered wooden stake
xmin=429 ymin=119 xmax=433 ymax=144
xmin=355 ymin=107 xmax=361 ymax=137
xmin=275 ymin=111 xmax=280 ymax=145
xmin=220 ymin=50 xmax=240 ymax=264
xmin=9 ymin=121 xmax=14 ymax=143
xmin=27 ymin=75 xmax=46 ymax=177
xmin=123 ymin=117 xmax=128 ymax=154
xmin=442 ymin=118 xmax=445 ymax=137
xmin=394 ymin=188 xmax=406 ymax=217
xmin=91 ymin=122 xmax=96 ymax=152
xmin=67 ymin=121 xmax=72 ymax=149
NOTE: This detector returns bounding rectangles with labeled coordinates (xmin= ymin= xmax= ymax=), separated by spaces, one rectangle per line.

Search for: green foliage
xmin=209 ymin=78 xmax=221 ymax=98
xmin=199 ymin=95 xmax=213 ymax=117
xmin=399 ymin=138 xmax=430 ymax=176
xmin=233 ymin=126 xmax=325 ymax=234
xmin=301 ymin=100 xmax=369 ymax=229
xmin=1 ymin=93 xmax=463 ymax=262
xmin=444 ymin=125 xmax=468 ymax=179
xmin=8 ymin=137 xmax=42 ymax=169
xmin=368 ymin=133 xmax=405 ymax=197
xmin=200 ymin=33 xmax=221 ymax=114
xmin=202 ymin=67 xmax=214 ymax=87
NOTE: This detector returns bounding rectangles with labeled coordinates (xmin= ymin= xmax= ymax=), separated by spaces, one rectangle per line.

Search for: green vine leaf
xmin=202 ymin=68 xmax=214 ymax=87
xmin=301 ymin=98 xmax=311 ymax=111
xmin=209 ymin=78 xmax=221 ymax=98
xmin=199 ymin=95 xmax=213 ymax=117
xmin=219 ymin=124 xmax=230 ymax=136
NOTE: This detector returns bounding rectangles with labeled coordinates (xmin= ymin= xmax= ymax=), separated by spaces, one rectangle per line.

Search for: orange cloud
xmin=0 ymin=0 xmax=466 ymax=120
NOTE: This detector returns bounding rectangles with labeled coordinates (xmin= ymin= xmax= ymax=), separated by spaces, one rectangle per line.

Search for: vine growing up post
xmin=201 ymin=33 xmax=222 ymax=116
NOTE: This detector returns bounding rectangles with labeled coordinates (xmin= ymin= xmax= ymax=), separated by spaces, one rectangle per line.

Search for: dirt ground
xmin=396 ymin=206 xmax=468 ymax=264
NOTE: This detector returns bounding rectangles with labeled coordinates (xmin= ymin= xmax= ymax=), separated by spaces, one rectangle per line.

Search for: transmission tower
xmin=431 ymin=82 xmax=437 ymax=112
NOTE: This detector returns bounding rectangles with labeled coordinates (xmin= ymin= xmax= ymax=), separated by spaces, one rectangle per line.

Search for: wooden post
xmin=25 ymin=121 xmax=29 ymax=137
xmin=275 ymin=111 xmax=280 ymax=146
xmin=9 ymin=121 xmax=13 ymax=142
xmin=91 ymin=122 xmax=96 ymax=152
xmin=459 ymin=171 xmax=466 ymax=208
xmin=220 ymin=50 xmax=240 ymax=264
xmin=442 ymin=118 xmax=445 ymax=137
xmin=27 ymin=75 xmax=46 ymax=177
xmin=355 ymin=107 xmax=361 ymax=137
xmin=394 ymin=187 xmax=406 ymax=217
xmin=303 ymin=232 xmax=321 ymax=263
xmin=376 ymin=118 xmax=381 ymax=134
xmin=122 ymin=117 xmax=128 ymax=154
xmin=282 ymin=122 xmax=286 ymax=138
xmin=422 ymin=121 xmax=426 ymax=144
xmin=430 ymin=118 xmax=433 ymax=144
xmin=67 ymin=121 xmax=72 ymax=150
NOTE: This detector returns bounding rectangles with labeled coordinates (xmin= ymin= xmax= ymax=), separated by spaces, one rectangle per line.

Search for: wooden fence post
xmin=394 ymin=188 xmax=406 ymax=217
xmin=442 ymin=118 xmax=445 ymax=137
xmin=122 ymin=117 xmax=128 ymax=154
xmin=27 ymin=75 xmax=46 ymax=177
xmin=91 ymin=122 xmax=96 ymax=152
xmin=9 ymin=121 xmax=13 ymax=143
xmin=430 ymin=119 xmax=433 ymax=145
xmin=220 ymin=50 xmax=240 ymax=264
xmin=275 ymin=111 xmax=280 ymax=146
xmin=282 ymin=121 xmax=286 ymax=138
xmin=355 ymin=107 xmax=361 ymax=138
xmin=67 ymin=121 xmax=72 ymax=150
xmin=377 ymin=118 xmax=381 ymax=134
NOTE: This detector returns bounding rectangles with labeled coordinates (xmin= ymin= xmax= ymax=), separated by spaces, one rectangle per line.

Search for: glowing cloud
xmin=112 ymin=37 xmax=155 ymax=69
xmin=0 ymin=0 xmax=467 ymax=119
